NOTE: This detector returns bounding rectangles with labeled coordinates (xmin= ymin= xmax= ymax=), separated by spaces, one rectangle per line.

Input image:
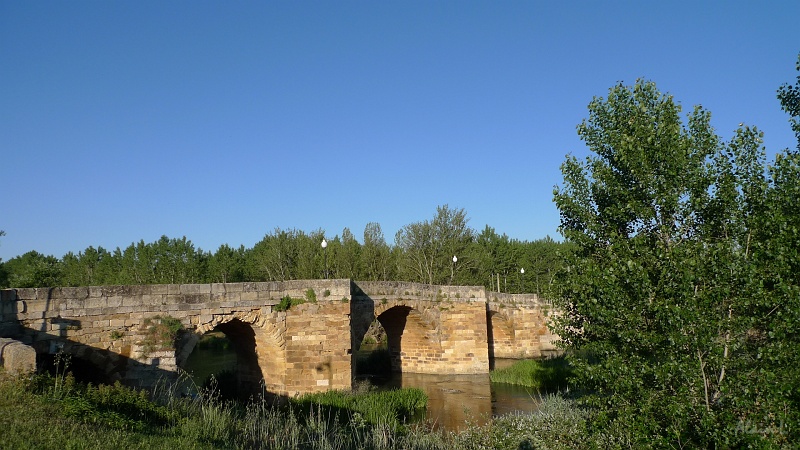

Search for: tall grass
xmin=294 ymin=388 xmax=427 ymax=430
xmin=1 ymin=366 xmax=603 ymax=450
xmin=489 ymin=356 xmax=573 ymax=391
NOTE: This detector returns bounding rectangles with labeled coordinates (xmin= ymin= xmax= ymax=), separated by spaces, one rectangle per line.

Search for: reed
xmin=489 ymin=356 xmax=573 ymax=390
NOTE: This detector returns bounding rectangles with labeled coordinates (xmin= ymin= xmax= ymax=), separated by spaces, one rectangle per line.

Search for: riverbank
xmin=0 ymin=369 xmax=603 ymax=450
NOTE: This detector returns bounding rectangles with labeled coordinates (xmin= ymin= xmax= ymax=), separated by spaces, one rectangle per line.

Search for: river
xmin=375 ymin=362 xmax=541 ymax=431
xmin=184 ymin=335 xmax=540 ymax=431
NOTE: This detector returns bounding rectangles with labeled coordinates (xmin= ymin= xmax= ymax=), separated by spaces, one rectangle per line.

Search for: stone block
xmin=150 ymin=285 xmax=170 ymax=295
xmin=61 ymin=287 xmax=90 ymax=300
xmin=0 ymin=338 xmax=36 ymax=374
xmin=179 ymin=293 xmax=210 ymax=304
xmin=0 ymin=290 xmax=18 ymax=302
xmin=180 ymin=284 xmax=211 ymax=295
xmin=240 ymin=291 xmax=258 ymax=302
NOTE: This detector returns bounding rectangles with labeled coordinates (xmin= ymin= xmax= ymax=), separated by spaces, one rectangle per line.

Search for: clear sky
xmin=2 ymin=1 xmax=799 ymax=261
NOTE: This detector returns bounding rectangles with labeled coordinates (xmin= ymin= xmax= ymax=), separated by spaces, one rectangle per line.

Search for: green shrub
xmin=138 ymin=315 xmax=183 ymax=358
xmin=274 ymin=295 xmax=305 ymax=312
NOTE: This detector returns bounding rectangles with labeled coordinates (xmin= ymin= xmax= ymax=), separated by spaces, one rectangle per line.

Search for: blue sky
xmin=2 ymin=1 xmax=799 ymax=260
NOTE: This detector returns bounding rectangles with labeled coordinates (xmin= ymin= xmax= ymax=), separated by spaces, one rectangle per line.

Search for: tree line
xmin=0 ymin=205 xmax=570 ymax=293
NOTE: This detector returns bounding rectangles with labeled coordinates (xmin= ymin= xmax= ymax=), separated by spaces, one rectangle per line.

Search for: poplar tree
xmin=553 ymin=76 xmax=799 ymax=446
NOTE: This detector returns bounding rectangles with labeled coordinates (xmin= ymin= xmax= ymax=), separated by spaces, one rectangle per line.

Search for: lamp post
xmin=520 ymin=267 xmax=525 ymax=293
xmin=451 ymin=255 xmax=457 ymax=285
xmin=321 ymin=238 xmax=328 ymax=279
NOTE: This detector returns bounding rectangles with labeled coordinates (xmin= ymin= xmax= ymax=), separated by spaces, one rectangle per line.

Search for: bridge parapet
xmin=352 ymin=280 xmax=485 ymax=302
xmin=0 ymin=280 xmax=353 ymax=392
xmin=1 ymin=279 xmax=558 ymax=395
xmin=486 ymin=292 xmax=560 ymax=359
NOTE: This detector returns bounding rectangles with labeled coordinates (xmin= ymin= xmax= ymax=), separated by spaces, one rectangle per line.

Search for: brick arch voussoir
xmin=374 ymin=300 xmax=440 ymax=329
xmin=63 ymin=341 xmax=125 ymax=383
xmin=177 ymin=309 xmax=285 ymax=367
xmin=376 ymin=302 xmax=443 ymax=350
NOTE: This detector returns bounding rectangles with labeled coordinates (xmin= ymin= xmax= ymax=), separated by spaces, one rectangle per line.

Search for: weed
xmin=275 ymin=295 xmax=305 ymax=312
xmin=138 ymin=315 xmax=183 ymax=358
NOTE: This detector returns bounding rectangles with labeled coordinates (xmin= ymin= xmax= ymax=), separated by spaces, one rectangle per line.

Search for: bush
xmin=138 ymin=315 xmax=183 ymax=357
xmin=274 ymin=295 xmax=305 ymax=312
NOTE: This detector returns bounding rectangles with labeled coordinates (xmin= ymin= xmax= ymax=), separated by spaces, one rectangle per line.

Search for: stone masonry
xmin=0 ymin=280 xmax=558 ymax=396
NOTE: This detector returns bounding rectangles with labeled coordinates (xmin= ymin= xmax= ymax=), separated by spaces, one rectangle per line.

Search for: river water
xmin=185 ymin=336 xmax=539 ymax=431
xmin=376 ymin=362 xmax=541 ymax=431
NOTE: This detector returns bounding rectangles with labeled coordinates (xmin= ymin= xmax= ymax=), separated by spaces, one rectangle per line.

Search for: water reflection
xmin=378 ymin=366 xmax=541 ymax=431
xmin=188 ymin=334 xmax=542 ymax=432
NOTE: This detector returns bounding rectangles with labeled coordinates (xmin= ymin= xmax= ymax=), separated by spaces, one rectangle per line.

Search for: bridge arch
xmin=375 ymin=304 xmax=442 ymax=373
xmin=179 ymin=312 xmax=287 ymax=398
xmin=43 ymin=340 xmax=124 ymax=386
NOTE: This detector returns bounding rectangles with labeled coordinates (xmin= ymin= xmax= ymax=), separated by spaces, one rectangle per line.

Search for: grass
xmin=294 ymin=387 xmax=427 ymax=430
xmin=489 ymin=356 xmax=573 ymax=391
xmin=0 ymin=364 xmax=602 ymax=450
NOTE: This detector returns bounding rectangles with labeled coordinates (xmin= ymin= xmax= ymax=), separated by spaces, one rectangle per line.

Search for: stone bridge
xmin=0 ymin=280 xmax=558 ymax=396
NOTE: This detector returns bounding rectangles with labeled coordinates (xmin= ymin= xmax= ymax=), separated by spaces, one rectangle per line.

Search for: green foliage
xmin=2 ymin=250 xmax=62 ymax=288
xmin=138 ymin=315 xmax=184 ymax=357
xmin=305 ymin=288 xmax=317 ymax=303
xmin=489 ymin=357 xmax=573 ymax=391
xmin=3 ymin=368 xmax=652 ymax=450
xmin=274 ymin=294 xmax=305 ymax=312
xmin=0 ymin=208 xmax=567 ymax=292
xmin=195 ymin=333 xmax=230 ymax=351
xmin=394 ymin=204 xmax=475 ymax=285
xmin=553 ymin=77 xmax=800 ymax=447
xmin=453 ymin=394 xmax=597 ymax=450
xmin=777 ymin=52 xmax=800 ymax=149
xmin=206 ymin=243 xmax=246 ymax=283
xmin=293 ymin=388 xmax=427 ymax=430
xmin=109 ymin=330 xmax=124 ymax=340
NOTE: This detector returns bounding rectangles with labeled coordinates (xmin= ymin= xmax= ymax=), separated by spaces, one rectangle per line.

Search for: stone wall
xmin=352 ymin=281 xmax=490 ymax=374
xmin=487 ymin=292 xmax=560 ymax=358
xmin=0 ymin=280 xmax=353 ymax=394
xmin=0 ymin=338 xmax=36 ymax=375
xmin=0 ymin=279 xmax=558 ymax=395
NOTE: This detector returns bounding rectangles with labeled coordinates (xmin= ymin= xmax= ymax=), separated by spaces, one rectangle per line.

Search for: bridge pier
xmin=0 ymin=280 xmax=557 ymax=396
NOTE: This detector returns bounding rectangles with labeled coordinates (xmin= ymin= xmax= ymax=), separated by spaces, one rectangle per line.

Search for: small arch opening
xmin=39 ymin=348 xmax=115 ymax=386
xmin=183 ymin=319 xmax=263 ymax=401
xmin=375 ymin=305 xmax=441 ymax=374
xmin=354 ymin=319 xmax=391 ymax=381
